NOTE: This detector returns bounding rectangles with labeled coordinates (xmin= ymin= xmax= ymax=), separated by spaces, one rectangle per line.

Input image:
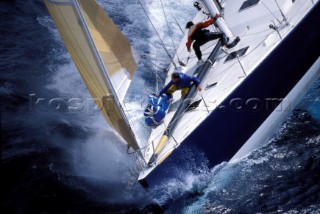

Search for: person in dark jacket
xmin=186 ymin=13 xmax=228 ymax=64
xmin=156 ymin=72 xmax=202 ymax=99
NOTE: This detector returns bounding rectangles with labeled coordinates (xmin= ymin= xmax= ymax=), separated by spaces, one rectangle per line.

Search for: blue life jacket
xmin=144 ymin=94 xmax=170 ymax=127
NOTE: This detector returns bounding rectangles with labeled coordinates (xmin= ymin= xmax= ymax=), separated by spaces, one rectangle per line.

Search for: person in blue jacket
xmin=156 ymin=72 xmax=202 ymax=99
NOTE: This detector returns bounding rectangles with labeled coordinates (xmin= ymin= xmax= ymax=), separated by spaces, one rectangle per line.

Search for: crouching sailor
xmin=156 ymin=72 xmax=202 ymax=99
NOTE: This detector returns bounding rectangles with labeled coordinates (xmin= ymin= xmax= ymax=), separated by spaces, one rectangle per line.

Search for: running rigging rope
xmin=173 ymin=17 xmax=185 ymax=35
xmin=260 ymin=0 xmax=282 ymax=24
xmin=137 ymin=0 xmax=177 ymax=69
xmin=159 ymin=0 xmax=176 ymax=51
xmin=159 ymin=0 xmax=186 ymax=66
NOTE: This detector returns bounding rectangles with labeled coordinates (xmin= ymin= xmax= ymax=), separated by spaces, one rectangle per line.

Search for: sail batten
xmin=44 ymin=0 xmax=140 ymax=151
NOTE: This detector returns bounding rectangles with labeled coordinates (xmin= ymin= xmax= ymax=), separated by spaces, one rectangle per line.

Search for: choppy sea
xmin=1 ymin=0 xmax=319 ymax=213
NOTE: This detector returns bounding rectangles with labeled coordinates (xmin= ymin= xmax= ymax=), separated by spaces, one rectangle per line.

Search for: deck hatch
xmin=205 ymin=82 xmax=218 ymax=90
xmin=225 ymin=46 xmax=249 ymax=63
xmin=239 ymin=0 xmax=260 ymax=12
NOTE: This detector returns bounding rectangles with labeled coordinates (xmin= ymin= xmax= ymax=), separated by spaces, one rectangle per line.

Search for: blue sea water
xmin=1 ymin=0 xmax=319 ymax=213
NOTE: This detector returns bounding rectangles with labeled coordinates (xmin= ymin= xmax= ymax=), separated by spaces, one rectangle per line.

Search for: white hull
xmin=138 ymin=0 xmax=320 ymax=188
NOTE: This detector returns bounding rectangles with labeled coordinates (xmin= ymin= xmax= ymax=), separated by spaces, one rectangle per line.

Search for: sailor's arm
xmin=190 ymin=76 xmax=202 ymax=91
xmin=202 ymin=13 xmax=221 ymax=28
xmin=156 ymin=81 xmax=174 ymax=96
xmin=186 ymin=37 xmax=193 ymax=52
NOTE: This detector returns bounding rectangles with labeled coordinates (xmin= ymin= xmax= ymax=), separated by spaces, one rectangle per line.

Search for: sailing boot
xmin=225 ymin=36 xmax=241 ymax=49
xmin=197 ymin=59 xmax=204 ymax=65
xmin=221 ymin=33 xmax=229 ymax=46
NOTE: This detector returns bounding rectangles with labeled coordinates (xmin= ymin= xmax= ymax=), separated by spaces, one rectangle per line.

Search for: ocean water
xmin=1 ymin=0 xmax=319 ymax=213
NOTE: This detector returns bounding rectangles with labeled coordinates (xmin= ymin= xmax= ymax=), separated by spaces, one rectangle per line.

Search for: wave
xmin=2 ymin=0 xmax=319 ymax=213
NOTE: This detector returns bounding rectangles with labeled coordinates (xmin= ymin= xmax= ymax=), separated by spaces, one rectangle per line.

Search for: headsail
xmin=44 ymin=0 xmax=140 ymax=150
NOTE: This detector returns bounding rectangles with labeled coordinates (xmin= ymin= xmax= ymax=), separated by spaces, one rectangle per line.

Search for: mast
xmin=202 ymin=0 xmax=235 ymax=39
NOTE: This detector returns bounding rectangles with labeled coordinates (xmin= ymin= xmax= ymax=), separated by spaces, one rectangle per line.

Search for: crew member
xmin=156 ymin=72 xmax=202 ymax=99
xmin=186 ymin=13 xmax=228 ymax=64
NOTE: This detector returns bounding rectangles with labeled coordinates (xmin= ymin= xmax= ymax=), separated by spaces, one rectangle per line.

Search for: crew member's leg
xmin=181 ymin=87 xmax=189 ymax=98
xmin=206 ymin=32 xmax=223 ymax=41
xmin=206 ymin=32 xmax=229 ymax=44
xmin=193 ymin=41 xmax=202 ymax=60
xmin=207 ymin=32 xmax=240 ymax=47
xmin=166 ymin=85 xmax=178 ymax=96
xmin=193 ymin=33 xmax=222 ymax=60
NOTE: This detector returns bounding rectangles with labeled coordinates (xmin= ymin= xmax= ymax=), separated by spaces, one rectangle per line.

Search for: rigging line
xmin=132 ymin=122 xmax=170 ymax=154
xmin=242 ymin=28 xmax=272 ymax=37
xmin=127 ymin=144 xmax=142 ymax=163
xmin=148 ymin=111 xmax=183 ymax=146
xmin=176 ymin=45 xmax=189 ymax=60
xmin=170 ymin=132 xmax=179 ymax=147
xmin=160 ymin=0 xmax=176 ymax=51
xmin=137 ymin=0 xmax=177 ymax=69
xmin=245 ymin=34 xmax=273 ymax=56
xmin=239 ymin=26 xmax=250 ymax=39
xmin=273 ymin=0 xmax=288 ymax=23
xmin=173 ymin=17 xmax=185 ymax=35
xmin=159 ymin=0 xmax=186 ymax=66
xmin=239 ymin=33 xmax=274 ymax=46
xmin=164 ymin=97 xmax=199 ymax=129
xmin=155 ymin=70 xmax=159 ymax=91
xmin=145 ymin=88 xmax=159 ymax=96
xmin=141 ymin=54 xmax=169 ymax=62
xmin=126 ymin=119 xmax=155 ymax=154
xmin=147 ymin=58 xmax=164 ymax=70
xmin=260 ymin=0 xmax=282 ymax=24
xmin=143 ymin=55 xmax=164 ymax=92
xmin=127 ymin=137 xmax=151 ymax=154
xmin=200 ymin=92 xmax=210 ymax=113
xmin=162 ymin=121 xmax=179 ymax=146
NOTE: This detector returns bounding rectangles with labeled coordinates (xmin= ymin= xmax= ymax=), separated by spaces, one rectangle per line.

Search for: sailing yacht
xmin=44 ymin=0 xmax=320 ymax=189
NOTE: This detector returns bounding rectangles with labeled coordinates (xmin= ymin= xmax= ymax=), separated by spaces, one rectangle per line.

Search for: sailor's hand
xmin=197 ymin=85 xmax=202 ymax=91
xmin=187 ymin=47 xmax=191 ymax=52
xmin=155 ymin=93 xmax=160 ymax=97
xmin=215 ymin=13 xmax=221 ymax=19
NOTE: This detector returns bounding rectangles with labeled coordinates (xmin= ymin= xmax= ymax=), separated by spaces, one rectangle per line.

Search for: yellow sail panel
xmin=78 ymin=0 xmax=136 ymax=82
xmin=44 ymin=0 xmax=139 ymax=150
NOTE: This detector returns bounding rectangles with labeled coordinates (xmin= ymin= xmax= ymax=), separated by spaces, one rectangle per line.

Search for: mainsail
xmin=44 ymin=0 xmax=140 ymax=150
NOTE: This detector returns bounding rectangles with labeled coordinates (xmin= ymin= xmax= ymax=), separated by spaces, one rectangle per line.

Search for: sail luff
xmin=72 ymin=0 xmax=132 ymax=135
xmin=44 ymin=0 xmax=140 ymax=151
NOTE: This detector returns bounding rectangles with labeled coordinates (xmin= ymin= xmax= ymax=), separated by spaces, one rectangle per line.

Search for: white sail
xmin=44 ymin=0 xmax=140 ymax=150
